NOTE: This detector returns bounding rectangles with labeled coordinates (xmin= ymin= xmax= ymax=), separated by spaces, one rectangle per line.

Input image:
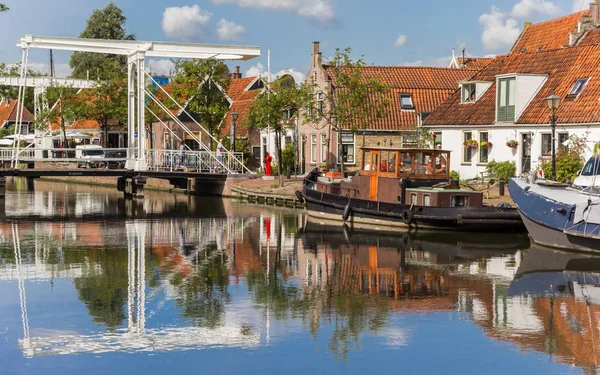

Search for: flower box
xmin=506 ymin=140 xmax=519 ymax=149
xmin=480 ymin=141 xmax=492 ymax=148
xmin=463 ymin=139 xmax=478 ymax=149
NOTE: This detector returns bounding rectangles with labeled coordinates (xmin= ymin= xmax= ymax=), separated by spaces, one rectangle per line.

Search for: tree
xmin=69 ymin=2 xmax=135 ymax=80
xmin=245 ymin=76 xmax=312 ymax=185
xmin=0 ymin=4 xmax=9 ymax=12
xmin=540 ymin=134 xmax=587 ymax=183
xmin=0 ymin=62 xmax=46 ymax=112
xmin=34 ymin=85 xmax=80 ymax=146
xmin=72 ymin=61 xmax=128 ymax=146
xmin=302 ymin=47 xmax=391 ymax=175
xmin=171 ymin=59 xmax=231 ymax=149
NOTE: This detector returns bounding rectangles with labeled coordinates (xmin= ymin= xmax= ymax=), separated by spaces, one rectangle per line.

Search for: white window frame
xmin=461 ymin=83 xmax=476 ymax=103
xmin=568 ymin=78 xmax=589 ymax=97
xmin=541 ymin=133 xmax=552 ymax=156
xmin=479 ymin=131 xmax=489 ymax=164
xmin=400 ymin=93 xmax=415 ymax=111
xmin=341 ymin=133 xmax=355 ymax=164
xmin=317 ymin=92 xmax=324 ymax=115
xmin=462 ymin=131 xmax=473 ymax=164
xmin=320 ymin=134 xmax=327 ymax=163
xmin=311 ymin=134 xmax=317 ymax=164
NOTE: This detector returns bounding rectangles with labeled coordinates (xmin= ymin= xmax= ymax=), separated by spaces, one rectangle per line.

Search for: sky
xmin=0 ymin=0 xmax=592 ymax=82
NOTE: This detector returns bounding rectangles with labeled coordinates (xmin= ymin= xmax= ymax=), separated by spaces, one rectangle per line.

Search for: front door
xmin=521 ymin=133 xmax=532 ymax=173
xmin=369 ymin=151 xmax=379 ymax=201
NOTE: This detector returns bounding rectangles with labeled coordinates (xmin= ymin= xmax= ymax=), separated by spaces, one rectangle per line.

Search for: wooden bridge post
xmin=117 ymin=176 xmax=147 ymax=198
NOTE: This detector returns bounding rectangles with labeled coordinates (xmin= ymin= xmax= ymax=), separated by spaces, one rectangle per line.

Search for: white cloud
xmin=162 ymin=5 xmax=212 ymax=40
xmin=216 ymin=19 xmax=246 ymax=41
xmin=572 ymin=0 xmax=587 ymax=12
xmin=245 ymin=62 xmax=306 ymax=83
xmin=27 ymin=63 xmax=71 ymax=78
xmin=510 ymin=0 xmax=560 ymax=18
xmin=401 ymin=56 xmax=451 ymax=67
xmin=147 ymin=59 xmax=176 ymax=76
xmin=212 ymin=0 xmax=334 ymax=23
xmin=394 ymin=34 xmax=408 ymax=48
xmin=479 ymin=6 xmax=521 ymax=51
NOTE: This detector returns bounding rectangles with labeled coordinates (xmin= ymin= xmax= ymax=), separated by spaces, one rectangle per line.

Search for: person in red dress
xmin=265 ymin=152 xmax=272 ymax=176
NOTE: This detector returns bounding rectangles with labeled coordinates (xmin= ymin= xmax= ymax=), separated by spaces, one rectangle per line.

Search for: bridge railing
xmin=145 ymin=149 xmax=245 ymax=173
xmin=0 ymin=147 xmax=129 ymax=165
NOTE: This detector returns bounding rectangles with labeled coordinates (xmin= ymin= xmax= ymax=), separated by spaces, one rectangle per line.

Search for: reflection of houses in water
xmin=10 ymin=221 xmax=260 ymax=358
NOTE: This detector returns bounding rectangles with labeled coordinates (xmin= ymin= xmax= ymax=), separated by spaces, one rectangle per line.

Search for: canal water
xmin=1 ymin=180 xmax=600 ymax=374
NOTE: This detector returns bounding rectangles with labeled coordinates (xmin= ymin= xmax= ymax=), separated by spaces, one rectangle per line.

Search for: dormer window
xmin=461 ymin=83 xmax=476 ymax=103
xmin=497 ymin=77 xmax=516 ymax=122
xmin=317 ymin=92 xmax=324 ymax=115
xmin=567 ymin=78 xmax=589 ymax=98
xmin=400 ymin=93 xmax=414 ymax=110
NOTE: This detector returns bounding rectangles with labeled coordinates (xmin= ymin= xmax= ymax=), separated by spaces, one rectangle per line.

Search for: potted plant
xmin=506 ymin=140 xmax=519 ymax=149
xmin=463 ymin=139 xmax=478 ymax=149
xmin=480 ymin=141 xmax=493 ymax=148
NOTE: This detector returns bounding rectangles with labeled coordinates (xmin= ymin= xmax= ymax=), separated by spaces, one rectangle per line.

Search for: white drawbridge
xmin=12 ymin=35 xmax=260 ymax=173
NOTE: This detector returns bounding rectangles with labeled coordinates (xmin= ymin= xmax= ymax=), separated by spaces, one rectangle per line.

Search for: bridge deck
xmin=0 ymin=168 xmax=254 ymax=179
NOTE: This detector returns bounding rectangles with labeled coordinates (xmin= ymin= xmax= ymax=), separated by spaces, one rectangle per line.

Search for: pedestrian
xmin=216 ymin=138 xmax=225 ymax=170
xmin=265 ymin=152 xmax=272 ymax=176
xmin=179 ymin=141 xmax=186 ymax=169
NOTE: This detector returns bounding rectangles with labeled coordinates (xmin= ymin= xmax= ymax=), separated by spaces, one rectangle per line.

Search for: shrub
xmin=539 ymin=134 xmax=587 ymax=183
xmin=281 ymin=143 xmax=296 ymax=173
xmin=450 ymin=170 xmax=460 ymax=181
xmin=486 ymin=160 xmax=516 ymax=182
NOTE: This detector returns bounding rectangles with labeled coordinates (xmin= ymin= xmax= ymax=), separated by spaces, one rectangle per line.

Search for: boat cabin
xmin=359 ymin=147 xmax=451 ymax=179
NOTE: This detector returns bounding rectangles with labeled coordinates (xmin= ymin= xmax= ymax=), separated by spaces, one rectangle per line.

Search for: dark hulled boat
xmin=299 ymin=147 xmax=524 ymax=232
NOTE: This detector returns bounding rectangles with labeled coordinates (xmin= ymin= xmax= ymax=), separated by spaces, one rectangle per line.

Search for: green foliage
xmin=450 ymin=170 xmax=460 ymax=181
xmin=540 ymin=134 xmax=586 ymax=183
xmin=171 ymin=59 xmax=231 ymax=148
xmin=0 ymin=62 xmax=46 ymax=112
xmin=416 ymin=127 xmax=434 ymax=148
xmin=0 ymin=4 xmax=8 ymax=11
xmin=69 ymin=2 xmax=135 ymax=79
xmin=281 ymin=142 xmax=296 ymax=173
xmin=486 ymin=160 xmax=516 ymax=182
xmin=594 ymin=142 xmax=600 ymax=155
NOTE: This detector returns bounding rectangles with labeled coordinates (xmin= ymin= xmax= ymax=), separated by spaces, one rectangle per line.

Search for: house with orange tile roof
xmin=298 ymin=42 xmax=478 ymax=173
xmin=425 ymin=41 xmax=600 ymax=179
xmin=448 ymin=49 xmax=494 ymax=70
xmin=0 ymin=98 xmax=33 ymax=134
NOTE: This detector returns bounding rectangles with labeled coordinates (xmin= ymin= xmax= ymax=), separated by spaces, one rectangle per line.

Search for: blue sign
xmin=134 ymin=132 xmax=138 ymax=137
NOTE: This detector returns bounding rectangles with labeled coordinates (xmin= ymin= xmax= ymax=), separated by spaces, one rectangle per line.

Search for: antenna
xmin=49 ymin=50 xmax=55 ymax=77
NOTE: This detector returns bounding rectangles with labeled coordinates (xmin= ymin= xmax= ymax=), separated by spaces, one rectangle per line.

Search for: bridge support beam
xmin=187 ymin=175 xmax=233 ymax=196
xmin=117 ymin=176 xmax=147 ymax=198
xmin=0 ymin=176 xmax=6 ymax=197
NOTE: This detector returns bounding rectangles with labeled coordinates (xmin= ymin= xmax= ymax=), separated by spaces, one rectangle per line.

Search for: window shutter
xmin=507 ymin=105 xmax=515 ymax=121
xmin=498 ymin=105 xmax=506 ymax=122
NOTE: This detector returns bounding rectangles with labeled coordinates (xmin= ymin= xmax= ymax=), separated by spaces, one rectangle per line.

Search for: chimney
xmin=234 ymin=66 xmax=241 ymax=79
xmin=312 ymin=41 xmax=321 ymax=67
xmin=523 ymin=21 xmax=532 ymax=30
xmin=461 ymin=48 xmax=466 ymax=68
xmin=591 ymin=0 xmax=600 ymax=26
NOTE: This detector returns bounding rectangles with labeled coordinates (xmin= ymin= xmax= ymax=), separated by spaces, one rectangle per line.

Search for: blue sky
xmin=0 ymin=0 xmax=591 ymax=81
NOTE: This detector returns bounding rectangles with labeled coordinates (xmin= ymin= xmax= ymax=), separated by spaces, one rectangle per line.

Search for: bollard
xmin=499 ymin=178 xmax=505 ymax=196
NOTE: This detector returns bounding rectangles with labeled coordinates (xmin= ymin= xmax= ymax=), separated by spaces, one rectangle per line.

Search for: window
xmin=451 ymin=195 xmax=467 ymax=207
xmin=479 ymin=132 xmax=489 ymax=163
xmin=558 ymin=132 xmax=569 ymax=148
xmin=462 ymin=83 xmax=476 ymax=103
xmin=568 ymin=78 xmax=589 ymax=97
xmin=321 ymin=134 xmax=327 ymax=163
xmin=497 ymin=77 xmax=516 ymax=122
xmin=541 ymin=134 xmax=552 ymax=156
xmin=285 ymin=136 xmax=292 ymax=145
xmin=252 ymin=146 xmax=261 ymax=159
xmin=420 ymin=112 xmax=431 ymax=125
xmin=164 ymin=132 xmax=172 ymax=149
xmin=341 ymin=133 xmax=355 ymax=163
xmin=400 ymin=93 xmax=415 ymax=110
xmin=411 ymin=193 xmax=418 ymax=205
xmin=433 ymin=132 xmax=442 ymax=149
xmin=317 ymin=92 xmax=324 ymax=115
xmin=463 ymin=131 xmax=473 ymax=163
xmin=423 ymin=194 xmax=431 ymax=206
xmin=311 ymin=135 xmax=317 ymax=163
xmin=20 ymin=124 xmax=29 ymax=135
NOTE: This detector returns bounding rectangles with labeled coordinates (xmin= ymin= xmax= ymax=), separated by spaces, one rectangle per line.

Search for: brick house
xmin=298 ymin=42 xmax=478 ymax=174
xmin=0 ymin=98 xmax=33 ymax=134
xmin=424 ymin=2 xmax=600 ymax=179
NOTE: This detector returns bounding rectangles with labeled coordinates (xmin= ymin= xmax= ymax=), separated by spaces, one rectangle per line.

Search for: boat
xmin=298 ymin=146 xmax=524 ymax=232
xmin=509 ymin=176 xmax=600 ymax=252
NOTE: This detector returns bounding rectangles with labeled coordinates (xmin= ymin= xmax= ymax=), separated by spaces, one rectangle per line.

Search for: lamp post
xmin=230 ymin=111 xmax=238 ymax=153
xmin=545 ymin=93 xmax=561 ymax=181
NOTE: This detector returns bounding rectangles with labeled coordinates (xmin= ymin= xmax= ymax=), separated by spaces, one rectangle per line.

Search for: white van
xmin=75 ymin=145 xmax=105 ymax=168
xmin=573 ymin=156 xmax=600 ymax=188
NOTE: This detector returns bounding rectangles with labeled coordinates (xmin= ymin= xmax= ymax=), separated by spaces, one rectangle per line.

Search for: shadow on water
xmin=2 ymin=180 xmax=600 ymax=373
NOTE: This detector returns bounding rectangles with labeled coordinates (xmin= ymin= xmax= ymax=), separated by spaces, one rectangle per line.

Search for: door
xmin=369 ymin=151 xmax=379 ymax=201
xmin=521 ymin=133 xmax=531 ymax=174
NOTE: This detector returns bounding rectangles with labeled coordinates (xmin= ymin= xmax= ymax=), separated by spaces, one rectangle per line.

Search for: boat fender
xmin=295 ymin=190 xmax=305 ymax=203
xmin=402 ymin=209 xmax=414 ymax=226
xmin=342 ymin=204 xmax=352 ymax=221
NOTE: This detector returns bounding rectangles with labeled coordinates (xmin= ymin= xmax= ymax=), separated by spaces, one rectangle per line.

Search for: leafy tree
xmin=171 ymin=59 xmax=231 ymax=149
xmin=246 ymin=76 xmax=312 ymax=184
xmin=281 ymin=142 xmax=296 ymax=175
xmin=69 ymin=2 xmax=135 ymax=80
xmin=540 ymin=134 xmax=587 ymax=183
xmin=486 ymin=160 xmax=516 ymax=182
xmin=302 ymin=47 xmax=391 ymax=175
xmin=0 ymin=62 xmax=46 ymax=112
xmin=35 ymin=85 xmax=80 ymax=145
xmin=0 ymin=4 xmax=8 ymax=12
xmin=71 ymin=61 xmax=127 ymax=146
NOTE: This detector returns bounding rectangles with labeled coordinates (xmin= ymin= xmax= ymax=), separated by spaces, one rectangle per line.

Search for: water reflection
xmin=3 ymin=183 xmax=600 ymax=374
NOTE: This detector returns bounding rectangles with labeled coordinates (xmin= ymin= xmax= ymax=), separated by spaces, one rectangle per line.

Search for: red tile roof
xmin=425 ymin=44 xmax=600 ymax=126
xmin=0 ymin=99 xmax=33 ymax=126
xmin=323 ymin=66 xmax=478 ymax=130
xmin=579 ymin=27 xmax=600 ymax=45
xmin=455 ymin=57 xmax=495 ymax=70
xmin=510 ymin=11 xmax=589 ymax=54
xmin=222 ymin=77 xmax=262 ymax=138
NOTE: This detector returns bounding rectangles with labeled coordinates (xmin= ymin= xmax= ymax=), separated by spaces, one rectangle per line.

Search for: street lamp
xmin=230 ymin=111 xmax=238 ymax=153
xmin=545 ymin=93 xmax=561 ymax=181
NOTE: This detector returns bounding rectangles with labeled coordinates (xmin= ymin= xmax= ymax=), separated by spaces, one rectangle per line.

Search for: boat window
xmin=411 ymin=193 xmax=418 ymax=205
xmin=581 ymin=157 xmax=600 ymax=176
xmin=399 ymin=152 xmax=413 ymax=174
xmin=389 ymin=152 xmax=397 ymax=174
xmin=413 ymin=152 xmax=426 ymax=174
xmin=371 ymin=153 xmax=379 ymax=172
xmin=423 ymin=194 xmax=431 ymax=206
xmin=362 ymin=150 xmax=371 ymax=171
xmin=433 ymin=151 xmax=448 ymax=175
xmin=451 ymin=195 xmax=467 ymax=207
xmin=380 ymin=151 xmax=389 ymax=173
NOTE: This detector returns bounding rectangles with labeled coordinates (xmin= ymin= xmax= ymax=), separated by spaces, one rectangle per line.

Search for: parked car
xmin=572 ymin=156 xmax=600 ymax=188
xmin=75 ymin=145 xmax=106 ymax=168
